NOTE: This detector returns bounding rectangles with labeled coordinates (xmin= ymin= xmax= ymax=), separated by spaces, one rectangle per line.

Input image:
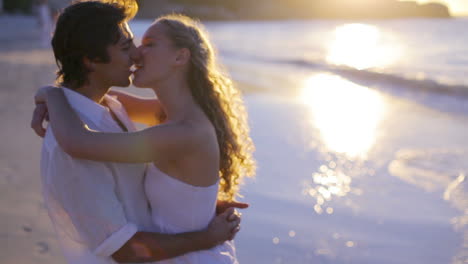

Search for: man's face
xmin=93 ymin=22 xmax=136 ymax=88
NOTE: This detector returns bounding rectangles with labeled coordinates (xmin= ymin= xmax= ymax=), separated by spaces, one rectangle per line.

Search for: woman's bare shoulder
xmin=148 ymin=118 xmax=215 ymax=154
xmin=158 ymin=119 xmax=219 ymax=187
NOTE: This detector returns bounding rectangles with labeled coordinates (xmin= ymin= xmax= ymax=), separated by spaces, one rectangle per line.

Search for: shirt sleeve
xmin=46 ymin=143 xmax=138 ymax=257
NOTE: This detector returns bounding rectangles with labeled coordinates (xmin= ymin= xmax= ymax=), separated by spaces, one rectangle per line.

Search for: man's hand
xmin=206 ymin=207 xmax=241 ymax=247
xmin=31 ymin=103 xmax=49 ymax=137
xmin=216 ymin=200 xmax=249 ymax=215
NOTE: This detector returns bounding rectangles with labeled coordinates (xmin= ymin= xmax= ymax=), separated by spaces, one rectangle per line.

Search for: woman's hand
xmin=34 ymin=85 xmax=57 ymax=104
xmin=31 ymin=103 xmax=49 ymax=137
xmin=31 ymin=85 xmax=56 ymax=137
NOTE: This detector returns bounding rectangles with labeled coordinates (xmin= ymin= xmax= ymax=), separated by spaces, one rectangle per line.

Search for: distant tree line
xmin=137 ymin=0 xmax=451 ymax=20
xmin=1 ymin=0 xmax=451 ymax=19
xmin=3 ymin=0 xmax=70 ymax=13
xmin=3 ymin=0 xmax=33 ymax=13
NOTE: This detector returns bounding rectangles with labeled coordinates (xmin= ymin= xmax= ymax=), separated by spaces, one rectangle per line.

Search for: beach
xmin=0 ymin=15 xmax=65 ymax=263
xmin=1 ymin=15 xmax=467 ymax=264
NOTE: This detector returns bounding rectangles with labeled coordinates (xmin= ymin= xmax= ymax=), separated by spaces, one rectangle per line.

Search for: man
xmin=31 ymin=1 xmax=245 ymax=263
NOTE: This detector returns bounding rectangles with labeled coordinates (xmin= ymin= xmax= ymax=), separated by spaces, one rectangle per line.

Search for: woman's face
xmin=132 ymin=22 xmax=179 ymax=88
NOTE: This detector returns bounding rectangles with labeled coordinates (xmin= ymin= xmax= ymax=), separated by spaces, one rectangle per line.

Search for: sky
xmin=406 ymin=0 xmax=468 ymax=16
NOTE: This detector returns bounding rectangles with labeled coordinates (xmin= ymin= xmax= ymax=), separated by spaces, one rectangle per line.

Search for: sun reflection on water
xmin=306 ymin=164 xmax=353 ymax=214
xmin=327 ymin=23 xmax=401 ymax=70
xmin=301 ymin=73 xmax=385 ymax=213
xmin=302 ymin=73 xmax=386 ymax=159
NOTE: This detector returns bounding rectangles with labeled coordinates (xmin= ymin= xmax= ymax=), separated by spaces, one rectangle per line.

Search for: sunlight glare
xmin=327 ymin=23 xmax=400 ymax=70
xmin=302 ymin=73 xmax=386 ymax=158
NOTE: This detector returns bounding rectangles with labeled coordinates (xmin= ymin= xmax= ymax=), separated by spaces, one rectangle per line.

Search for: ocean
xmin=129 ymin=18 xmax=468 ymax=264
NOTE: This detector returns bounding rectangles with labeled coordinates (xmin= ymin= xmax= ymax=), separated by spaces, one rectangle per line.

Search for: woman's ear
xmin=174 ymin=48 xmax=191 ymax=66
xmin=83 ymin=57 xmax=95 ymax=72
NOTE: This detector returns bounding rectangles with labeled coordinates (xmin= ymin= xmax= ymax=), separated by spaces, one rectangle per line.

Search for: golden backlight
xmin=302 ymin=73 xmax=386 ymax=158
xmin=327 ymin=24 xmax=400 ymax=70
xmin=409 ymin=0 xmax=468 ymax=16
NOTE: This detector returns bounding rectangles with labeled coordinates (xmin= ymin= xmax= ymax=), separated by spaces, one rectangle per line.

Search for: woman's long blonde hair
xmin=156 ymin=14 xmax=256 ymax=201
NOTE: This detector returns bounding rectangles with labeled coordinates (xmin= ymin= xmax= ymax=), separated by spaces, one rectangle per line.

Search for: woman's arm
xmin=108 ymin=89 xmax=165 ymax=126
xmin=45 ymin=89 xmax=196 ymax=163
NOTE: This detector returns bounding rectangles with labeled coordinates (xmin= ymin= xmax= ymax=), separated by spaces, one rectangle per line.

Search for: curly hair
xmin=52 ymin=0 xmax=138 ymax=89
xmin=156 ymin=14 xmax=256 ymax=201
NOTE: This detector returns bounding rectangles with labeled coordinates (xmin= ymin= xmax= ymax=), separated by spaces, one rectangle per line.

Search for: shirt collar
xmin=61 ymin=87 xmax=109 ymax=125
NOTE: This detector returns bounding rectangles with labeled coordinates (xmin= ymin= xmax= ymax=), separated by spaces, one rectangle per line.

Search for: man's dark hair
xmin=52 ymin=1 xmax=136 ymax=89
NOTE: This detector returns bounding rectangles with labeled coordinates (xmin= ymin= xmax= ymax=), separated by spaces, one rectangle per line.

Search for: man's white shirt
xmin=40 ymin=88 xmax=154 ymax=264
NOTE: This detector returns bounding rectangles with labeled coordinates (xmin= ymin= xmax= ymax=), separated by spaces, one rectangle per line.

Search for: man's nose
xmin=129 ymin=44 xmax=141 ymax=62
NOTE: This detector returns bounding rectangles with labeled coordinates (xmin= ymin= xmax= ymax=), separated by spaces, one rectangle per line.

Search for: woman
xmin=39 ymin=14 xmax=255 ymax=263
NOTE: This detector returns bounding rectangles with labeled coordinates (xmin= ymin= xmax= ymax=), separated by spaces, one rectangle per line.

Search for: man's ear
xmin=83 ymin=57 xmax=95 ymax=72
xmin=174 ymin=48 xmax=190 ymax=66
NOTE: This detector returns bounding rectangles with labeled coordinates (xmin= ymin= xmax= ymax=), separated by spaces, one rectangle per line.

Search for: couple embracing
xmin=31 ymin=1 xmax=255 ymax=263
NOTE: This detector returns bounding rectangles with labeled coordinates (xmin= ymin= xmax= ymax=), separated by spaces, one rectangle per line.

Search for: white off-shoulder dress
xmin=144 ymin=165 xmax=238 ymax=264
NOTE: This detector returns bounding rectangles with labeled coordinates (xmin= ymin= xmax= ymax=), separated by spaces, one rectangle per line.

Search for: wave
xmin=388 ymin=148 xmax=468 ymax=263
xmin=221 ymin=50 xmax=468 ymax=98
xmin=221 ymin=50 xmax=468 ymax=114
